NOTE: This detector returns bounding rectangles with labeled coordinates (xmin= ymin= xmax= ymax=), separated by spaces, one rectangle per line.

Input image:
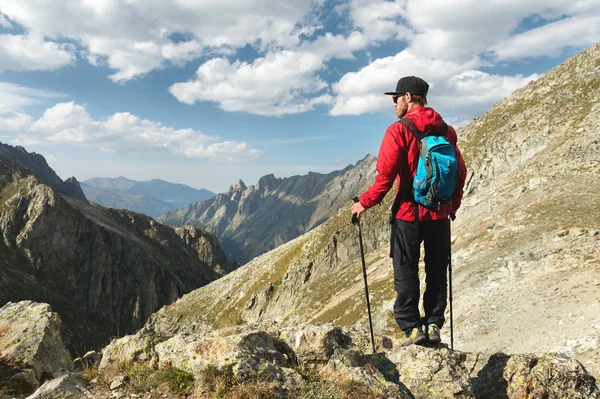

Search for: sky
xmin=0 ymin=1 xmax=599 ymax=193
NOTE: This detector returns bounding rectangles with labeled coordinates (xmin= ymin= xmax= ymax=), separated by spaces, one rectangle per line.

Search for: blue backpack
xmin=400 ymin=118 xmax=458 ymax=210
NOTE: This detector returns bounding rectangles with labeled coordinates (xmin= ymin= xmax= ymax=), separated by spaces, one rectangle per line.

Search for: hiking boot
xmin=427 ymin=324 xmax=441 ymax=344
xmin=401 ymin=326 xmax=428 ymax=347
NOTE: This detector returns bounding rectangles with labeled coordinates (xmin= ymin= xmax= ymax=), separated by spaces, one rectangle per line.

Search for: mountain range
xmin=159 ymin=155 xmax=377 ymax=264
xmin=0 ymin=150 xmax=230 ymax=352
xmin=81 ymin=177 xmax=214 ymax=218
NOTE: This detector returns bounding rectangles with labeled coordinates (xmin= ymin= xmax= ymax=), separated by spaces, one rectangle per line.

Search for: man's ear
xmin=405 ymin=92 xmax=413 ymax=103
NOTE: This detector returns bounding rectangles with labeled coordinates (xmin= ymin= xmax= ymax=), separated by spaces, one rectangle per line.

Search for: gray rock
xmin=25 ymin=374 xmax=91 ymax=399
xmin=0 ymin=301 xmax=71 ymax=382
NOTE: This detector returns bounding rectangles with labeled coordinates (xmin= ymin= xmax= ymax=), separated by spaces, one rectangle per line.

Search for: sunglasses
xmin=392 ymin=93 xmax=405 ymax=104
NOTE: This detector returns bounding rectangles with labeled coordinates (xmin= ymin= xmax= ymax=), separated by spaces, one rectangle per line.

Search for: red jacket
xmin=359 ymin=106 xmax=467 ymax=222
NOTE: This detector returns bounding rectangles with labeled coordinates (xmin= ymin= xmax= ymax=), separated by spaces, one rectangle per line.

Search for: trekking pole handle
xmin=450 ymin=212 xmax=456 ymax=221
xmin=352 ymin=197 xmax=360 ymax=225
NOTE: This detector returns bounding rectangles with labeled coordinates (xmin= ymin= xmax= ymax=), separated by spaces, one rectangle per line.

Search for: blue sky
xmin=0 ymin=1 xmax=599 ymax=193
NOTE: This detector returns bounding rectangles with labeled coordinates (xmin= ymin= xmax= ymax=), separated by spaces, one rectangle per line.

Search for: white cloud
xmin=1 ymin=0 xmax=599 ymax=119
xmin=436 ymin=70 xmax=541 ymax=110
xmin=400 ymin=0 xmax=600 ymax=61
xmin=170 ymin=51 xmax=334 ymax=116
xmin=0 ymin=82 xmax=65 ymax=107
xmin=493 ymin=16 xmax=600 ymax=60
xmin=0 ymin=105 xmax=33 ymax=137
xmin=345 ymin=0 xmax=412 ymax=43
xmin=328 ymin=0 xmax=600 ymax=118
xmin=5 ymin=102 xmax=262 ymax=161
xmin=330 ymin=50 xmax=477 ymax=115
xmin=0 ymin=0 xmax=322 ymax=81
xmin=0 ymin=33 xmax=76 ymax=72
xmin=329 ymin=49 xmax=540 ymax=118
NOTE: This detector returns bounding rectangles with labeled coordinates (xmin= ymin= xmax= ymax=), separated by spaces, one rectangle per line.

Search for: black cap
xmin=385 ymin=76 xmax=429 ymax=96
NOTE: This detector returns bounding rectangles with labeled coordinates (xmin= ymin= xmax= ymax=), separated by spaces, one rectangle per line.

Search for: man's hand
xmin=351 ymin=200 xmax=366 ymax=220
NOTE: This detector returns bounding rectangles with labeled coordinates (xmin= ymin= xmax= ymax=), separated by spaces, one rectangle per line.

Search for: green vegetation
xmin=197 ymin=363 xmax=278 ymax=398
xmin=0 ymin=180 xmax=30 ymax=211
xmin=110 ymin=361 xmax=196 ymax=396
xmin=160 ymin=366 xmax=196 ymax=395
xmin=194 ymin=362 xmax=387 ymax=399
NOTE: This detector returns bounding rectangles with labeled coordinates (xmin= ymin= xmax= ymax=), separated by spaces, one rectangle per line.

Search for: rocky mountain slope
xmin=3 ymin=301 xmax=597 ymax=398
xmin=136 ymin=42 xmax=600 ymax=378
xmin=159 ymin=155 xmax=377 ymax=264
xmin=0 ymin=156 xmax=231 ymax=352
xmin=0 ymin=141 xmax=86 ymax=200
xmin=82 ymin=177 xmax=214 ymax=218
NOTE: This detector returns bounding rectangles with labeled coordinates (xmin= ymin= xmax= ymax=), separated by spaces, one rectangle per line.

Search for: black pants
xmin=392 ymin=218 xmax=450 ymax=332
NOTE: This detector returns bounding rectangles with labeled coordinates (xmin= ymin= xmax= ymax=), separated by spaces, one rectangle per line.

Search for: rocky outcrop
xmin=0 ymin=157 xmax=230 ymax=352
xmin=0 ymin=142 xmax=86 ymax=201
xmin=173 ymin=226 xmax=235 ymax=275
xmin=97 ymin=323 xmax=599 ymax=398
xmin=0 ymin=301 xmax=71 ymax=396
xmin=159 ymin=154 xmax=377 ymax=264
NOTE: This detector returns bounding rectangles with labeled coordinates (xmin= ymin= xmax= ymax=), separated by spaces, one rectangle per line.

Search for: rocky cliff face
xmin=159 ymin=155 xmax=377 ymax=264
xmin=140 ymin=43 xmax=600 ymax=379
xmin=0 ymin=157 xmax=230 ymax=352
xmin=0 ymin=141 xmax=86 ymax=201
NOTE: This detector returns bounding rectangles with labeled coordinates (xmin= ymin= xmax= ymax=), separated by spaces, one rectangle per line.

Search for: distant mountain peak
xmin=229 ymin=179 xmax=247 ymax=193
xmin=0 ymin=141 xmax=86 ymax=201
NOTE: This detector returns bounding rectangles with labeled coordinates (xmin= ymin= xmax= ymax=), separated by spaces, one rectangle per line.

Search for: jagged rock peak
xmin=0 ymin=141 xmax=87 ymax=201
xmin=63 ymin=176 xmax=87 ymax=200
xmin=228 ymin=179 xmax=247 ymax=194
xmin=257 ymin=173 xmax=279 ymax=190
xmin=357 ymin=153 xmax=376 ymax=165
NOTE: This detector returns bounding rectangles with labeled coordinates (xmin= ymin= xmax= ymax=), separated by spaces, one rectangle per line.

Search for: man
xmin=351 ymin=76 xmax=467 ymax=346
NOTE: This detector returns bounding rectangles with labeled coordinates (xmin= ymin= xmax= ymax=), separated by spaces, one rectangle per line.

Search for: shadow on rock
xmin=471 ymin=353 xmax=510 ymax=399
xmin=365 ymin=352 xmax=415 ymax=399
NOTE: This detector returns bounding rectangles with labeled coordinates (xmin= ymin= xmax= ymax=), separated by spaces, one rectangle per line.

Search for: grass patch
xmin=195 ymin=363 xmax=388 ymax=399
xmin=196 ymin=364 xmax=278 ymax=398
xmin=0 ymin=180 xmax=30 ymax=212
xmin=112 ymin=362 xmax=196 ymax=396
xmin=160 ymin=365 xmax=196 ymax=396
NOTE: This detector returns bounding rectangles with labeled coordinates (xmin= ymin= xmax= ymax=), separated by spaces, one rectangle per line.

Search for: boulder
xmin=0 ymin=301 xmax=71 ymax=382
xmin=25 ymin=374 xmax=91 ymax=399
xmin=270 ymin=324 xmax=351 ymax=366
xmin=387 ymin=345 xmax=474 ymax=398
xmin=469 ymin=352 xmax=600 ymax=399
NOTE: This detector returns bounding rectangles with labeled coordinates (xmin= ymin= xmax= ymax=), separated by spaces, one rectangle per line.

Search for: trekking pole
xmin=352 ymin=197 xmax=376 ymax=354
xmin=449 ymin=212 xmax=456 ymax=351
